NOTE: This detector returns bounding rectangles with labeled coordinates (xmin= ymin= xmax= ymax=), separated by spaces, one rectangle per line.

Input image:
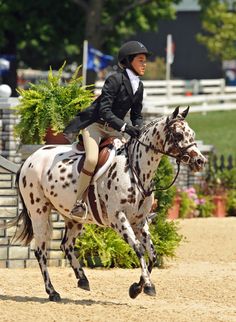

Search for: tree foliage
xmin=197 ymin=0 xmax=236 ymax=61
xmin=0 ymin=0 xmax=181 ymax=70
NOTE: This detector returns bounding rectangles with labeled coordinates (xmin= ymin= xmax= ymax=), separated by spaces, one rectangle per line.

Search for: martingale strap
xmin=87 ymin=184 xmax=104 ymax=225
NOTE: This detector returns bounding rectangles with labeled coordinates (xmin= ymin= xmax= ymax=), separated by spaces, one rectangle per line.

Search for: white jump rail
xmin=143 ymin=93 xmax=236 ymax=115
xmin=95 ymin=78 xmax=236 ymax=97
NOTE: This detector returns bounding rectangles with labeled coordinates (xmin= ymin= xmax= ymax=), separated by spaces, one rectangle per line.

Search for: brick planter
xmin=167 ymin=196 xmax=181 ymax=220
xmin=212 ymin=195 xmax=227 ymax=217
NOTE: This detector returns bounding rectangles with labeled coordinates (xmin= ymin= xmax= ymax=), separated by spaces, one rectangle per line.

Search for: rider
xmin=63 ymin=40 xmax=150 ymax=217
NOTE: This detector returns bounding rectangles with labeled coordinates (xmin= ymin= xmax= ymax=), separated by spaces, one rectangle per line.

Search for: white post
xmin=166 ymin=34 xmax=173 ymax=99
xmin=82 ymin=40 xmax=88 ymax=87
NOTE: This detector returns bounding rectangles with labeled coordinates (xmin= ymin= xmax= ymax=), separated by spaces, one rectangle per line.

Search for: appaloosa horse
xmin=5 ymin=106 xmax=206 ymax=301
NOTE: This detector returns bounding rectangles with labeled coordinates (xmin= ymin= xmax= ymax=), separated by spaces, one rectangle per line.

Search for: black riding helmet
xmin=118 ymin=41 xmax=151 ymax=75
xmin=118 ymin=41 xmax=151 ymax=65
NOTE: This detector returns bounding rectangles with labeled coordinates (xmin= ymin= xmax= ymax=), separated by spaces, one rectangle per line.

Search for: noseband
xmin=126 ymin=118 xmax=196 ymax=197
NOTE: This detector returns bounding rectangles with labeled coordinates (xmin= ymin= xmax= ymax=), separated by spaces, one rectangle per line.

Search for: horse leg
xmin=133 ymin=220 xmax=157 ymax=296
xmin=32 ymin=208 xmax=61 ymax=302
xmin=113 ymin=211 xmax=153 ymax=299
xmin=60 ymin=220 xmax=90 ymax=291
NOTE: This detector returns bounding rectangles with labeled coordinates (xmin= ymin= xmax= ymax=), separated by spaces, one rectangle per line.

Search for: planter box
xmin=212 ymin=195 xmax=226 ymax=217
xmin=167 ymin=196 xmax=181 ymax=220
xmin=45 ymin=128 xmax=70 ymax=144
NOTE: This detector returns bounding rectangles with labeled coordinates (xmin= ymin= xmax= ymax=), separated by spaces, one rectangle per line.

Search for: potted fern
xmin=14 ymin=62 xmax=94 ymax=144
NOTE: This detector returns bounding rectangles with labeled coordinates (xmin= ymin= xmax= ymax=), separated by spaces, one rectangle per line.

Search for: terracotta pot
xmin=212 ymin=195 xmax=226 ymax=217
xmin=45 ymin=128 xmax=70 ymax=144
xmin=168 ymin=196 xmax=181 ymax=220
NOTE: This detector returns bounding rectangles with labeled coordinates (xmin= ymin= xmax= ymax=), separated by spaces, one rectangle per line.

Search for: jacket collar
xmin=123 ymin=70 xmax=134 ymax=98
xmin=122 ymin=70 xmax=143 ymax=104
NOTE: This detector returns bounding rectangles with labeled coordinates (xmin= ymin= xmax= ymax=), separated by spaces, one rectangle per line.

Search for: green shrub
xmin=226 ymin=190 xmax=236 ymax=216
xmin=75 ymin=156 xmax=182 ymax=268
xmin=218 ymin=168 xmax=236 ymax=190
xmin=153 ymin=156 xmax=177 ymax=217
xmin=75 ymin=225 xmax=139 ymax=268
xmin=196 ymin=194 xmax=215 ymax=218
xmin=179 ymin=191 xmax=196 ymax=218
xmin=14 ymin=62 xmax=94 ymax=144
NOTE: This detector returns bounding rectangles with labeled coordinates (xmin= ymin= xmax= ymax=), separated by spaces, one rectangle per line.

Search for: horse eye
xmin=176 ymin=133 xmax=183 ymax=141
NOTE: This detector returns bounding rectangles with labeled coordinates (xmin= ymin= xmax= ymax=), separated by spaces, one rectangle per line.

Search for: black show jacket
xmin=64 ymin=70 xmax=144 ymax=134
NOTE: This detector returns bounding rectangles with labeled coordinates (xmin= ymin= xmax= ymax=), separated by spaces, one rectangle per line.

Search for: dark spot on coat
xmin=111 ymin=171 xmax=117 ymax=180
xmin=68 ymin=222 xmax=73 ymax=229
xmin=22 ymin=176 xmax=27 ymax=188
xmin=138 ymin=199 xmax=144 ymax=210
xmin=62 ymin=158 xmax=70 ymax=164
xmin=42 ymin=146 xmax=56 ymax=150
xmin=29 ymin=192 xmax=34 ymax=204
xmin=107 ymin=180 xmax=111 ymax=190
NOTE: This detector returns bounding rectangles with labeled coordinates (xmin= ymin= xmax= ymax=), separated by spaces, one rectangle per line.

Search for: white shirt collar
xmin=126 ymin=68 xmax=140 ymax=94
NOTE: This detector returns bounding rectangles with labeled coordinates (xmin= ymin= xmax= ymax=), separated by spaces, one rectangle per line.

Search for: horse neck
xmin=130 ymin=119 xmax=166 ymax=190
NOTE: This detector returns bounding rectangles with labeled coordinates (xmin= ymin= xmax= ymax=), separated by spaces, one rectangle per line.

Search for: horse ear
xmin=181 ymin=106 xmax=190 ymax=118
xmin=171 ymin=106 xmax=180 ymax=119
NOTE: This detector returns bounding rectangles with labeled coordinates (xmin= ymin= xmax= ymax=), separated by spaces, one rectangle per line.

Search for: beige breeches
xmin=75 ymin=122 xmax=121 ymax=200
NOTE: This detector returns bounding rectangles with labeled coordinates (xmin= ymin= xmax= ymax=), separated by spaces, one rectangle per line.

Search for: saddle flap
xmin=95 ymin=147 xmax=111 ymax=173
xmin=76 ymin=146 xmax=112 ymax=176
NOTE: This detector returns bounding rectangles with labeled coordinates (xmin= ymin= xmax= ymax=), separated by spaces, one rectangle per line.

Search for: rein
xmin=125 ymin=118 xmax=196 ymax=198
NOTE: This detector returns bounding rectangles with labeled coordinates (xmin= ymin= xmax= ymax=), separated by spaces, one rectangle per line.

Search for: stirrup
xmin=71 ymin=200 xmax=88 ymax=219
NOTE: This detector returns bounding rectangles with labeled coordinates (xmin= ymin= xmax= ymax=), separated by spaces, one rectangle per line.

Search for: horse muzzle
xmin=188 ymin=154 xmax=207 ymax=172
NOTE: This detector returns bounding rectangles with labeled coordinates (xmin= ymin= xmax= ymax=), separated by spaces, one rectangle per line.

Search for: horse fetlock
xmin=49 ymin=291 xmax=61 ymax=302
xmin=78 ymin=277 xmax=90 ymax=291
xmin=143 ymin=283 xmax=156 ymax=297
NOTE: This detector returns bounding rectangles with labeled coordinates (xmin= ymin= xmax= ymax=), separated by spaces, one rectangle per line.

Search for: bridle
xmin=125 ymin=118 xmax=197 ymax=198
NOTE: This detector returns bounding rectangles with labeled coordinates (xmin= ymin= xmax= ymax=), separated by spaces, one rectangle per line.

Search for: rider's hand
xmin=125 ymin=125 xmax=141 ymax=138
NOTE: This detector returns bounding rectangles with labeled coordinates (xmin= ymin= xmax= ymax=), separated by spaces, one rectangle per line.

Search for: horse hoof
xmin=143 ymin=283 xmax=156 ymax=297
xmin=49 ymin=292 xmax=61 ymax=302
xmin=129 ymin=282 xmax=142 ymax=299
xmin=78 ymin=278 xmax=90 ymax=291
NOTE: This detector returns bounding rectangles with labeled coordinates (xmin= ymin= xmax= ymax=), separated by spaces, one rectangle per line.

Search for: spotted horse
xmin=4 ymin=106 xmax=206 ymax=301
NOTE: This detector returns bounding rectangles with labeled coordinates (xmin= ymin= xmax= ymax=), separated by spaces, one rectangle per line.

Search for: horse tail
xmin=0 ymin=164 xmax=34 ymax=246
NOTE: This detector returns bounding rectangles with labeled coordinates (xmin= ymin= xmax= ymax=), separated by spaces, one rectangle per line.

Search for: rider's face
xmin=131 ymin=54 xmax=147 ymax=76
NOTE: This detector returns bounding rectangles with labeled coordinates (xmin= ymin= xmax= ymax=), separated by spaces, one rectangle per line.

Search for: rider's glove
xmin=124 ymin=125 xmax=141 ymax=138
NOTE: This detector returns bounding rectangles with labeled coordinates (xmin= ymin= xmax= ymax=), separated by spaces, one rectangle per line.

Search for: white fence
xmin=143 ymin=93 xmax=236 ymax=115
xmin=95 ymin=78 xmax=236 ymax=115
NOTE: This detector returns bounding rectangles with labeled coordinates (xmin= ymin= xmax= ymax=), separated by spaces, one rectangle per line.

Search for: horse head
xmin=162 ymin=106 xmax=206 ymax=172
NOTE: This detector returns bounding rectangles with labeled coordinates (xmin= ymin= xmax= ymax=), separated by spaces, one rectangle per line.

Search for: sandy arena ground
xmin=0 ymin=217 xmax=236 ymax=322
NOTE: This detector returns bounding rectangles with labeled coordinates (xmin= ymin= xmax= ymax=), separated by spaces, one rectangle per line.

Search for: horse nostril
xmin=197 ymin=158 xmax=205 ymax=165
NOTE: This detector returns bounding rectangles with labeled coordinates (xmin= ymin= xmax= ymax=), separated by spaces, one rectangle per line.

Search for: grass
xmin=187 ymin=110 xmax=236 ymax=156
